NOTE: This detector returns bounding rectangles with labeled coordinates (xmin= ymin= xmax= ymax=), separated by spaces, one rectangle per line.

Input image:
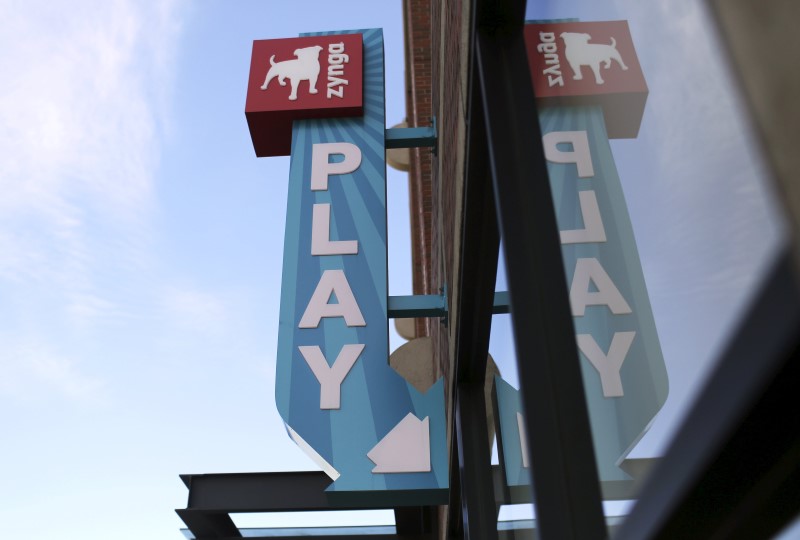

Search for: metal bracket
xmin=387 ymin=289 xmax=509 ymax=322
xmin=387 ymin=293 xmax=446 ymax=319
xmin=385 ymin=117 xmax=438 ymax=155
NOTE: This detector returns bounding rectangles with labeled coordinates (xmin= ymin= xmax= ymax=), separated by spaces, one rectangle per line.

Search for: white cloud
xmin=611 ymin=0 xmax=784 ymax=303
xmin=0 ymin=0 xmax=186 ymax=400
xmin=0 ymin=339 xmax=104 ymax=401
xmin=0 ymin=0 xmax=185 ymax=314
xmin=161 ymin=286 xmax=231 ymax=335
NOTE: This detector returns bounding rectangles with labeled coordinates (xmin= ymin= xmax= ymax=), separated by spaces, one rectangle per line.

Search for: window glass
xmin=491 ymin=1 xmax=786 ymax=533
xmin=530 ymin=0 xmax=786 ymax=453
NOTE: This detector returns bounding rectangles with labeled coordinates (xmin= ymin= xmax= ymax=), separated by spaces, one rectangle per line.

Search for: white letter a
xmin=299 ymin=269 xmax=366 ymax=328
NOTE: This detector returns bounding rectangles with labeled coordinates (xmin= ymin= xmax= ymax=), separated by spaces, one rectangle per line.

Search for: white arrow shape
xmin=367 ymin=413 xmax=431 ymax=473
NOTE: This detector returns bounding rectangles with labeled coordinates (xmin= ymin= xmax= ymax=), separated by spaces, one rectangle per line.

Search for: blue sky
xmin=0 ymin=1 xmax=412 ymax=537
xmin=0 ymin=0 xmax=788 ymax=538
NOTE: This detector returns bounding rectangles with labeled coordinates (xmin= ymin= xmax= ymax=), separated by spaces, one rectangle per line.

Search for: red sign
xmin=246 ymin=34 xmax=364 ymax=157
xmin=524 ymin=21 xmax=647 ymax=138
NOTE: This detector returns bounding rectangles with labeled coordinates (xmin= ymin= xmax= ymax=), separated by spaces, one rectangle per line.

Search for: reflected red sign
xmin=525 ymin=21 xmax=648 ymax=138
xmin=246 ymin=33 xmax=364 ymax=157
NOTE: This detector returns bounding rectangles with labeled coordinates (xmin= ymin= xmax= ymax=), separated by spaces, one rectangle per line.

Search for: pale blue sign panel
xmin=542 ymin=104 xmax=668 ymax=482
xmin=495 ymin=104 xmax=669 ymax=487
xmin=275 ymin=29 xmax=447 ymax=505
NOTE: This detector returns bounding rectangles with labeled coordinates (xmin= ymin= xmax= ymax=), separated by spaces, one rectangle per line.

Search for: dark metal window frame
xmin=463 ymin=1 xmax=800 ymax=539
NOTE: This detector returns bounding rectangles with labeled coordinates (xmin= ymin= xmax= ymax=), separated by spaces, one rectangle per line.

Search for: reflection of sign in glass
xmin=525 ymin=20 xmax=648 ymax=138
xmin=495 ymin=21 xmax=668 ymax=486
xmin=496 ymin=107 xmax=669 ymax=485
xmin=560 ymin=32 xmax=629 ymax=86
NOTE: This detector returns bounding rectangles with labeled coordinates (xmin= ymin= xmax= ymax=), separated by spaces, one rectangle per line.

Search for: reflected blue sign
xmin=544 ymin=104 xmax=669 ymax=482
xmin=494 ymin=20 xmax=669 ymax=487
xmin=495 ymin=104 xmax=669 ymax=486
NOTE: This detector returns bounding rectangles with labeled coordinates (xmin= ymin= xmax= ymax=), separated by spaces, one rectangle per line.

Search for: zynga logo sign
xmin=246 ymin=33 xmax=364 ymax=157
xmin=561 ymin=33 xmax=628 ymax=85
xmin=261 ymin=45 xmax=324 ymax=100
xmin=260 ymin=42 xmax=352 ymax=101
xmin=526 ymin=21 xmax=641 ymax=93
xmin=525 ymin=20 xmax=648 ymax=139
xmin=537 ymin=32 xmax=629 ymax=87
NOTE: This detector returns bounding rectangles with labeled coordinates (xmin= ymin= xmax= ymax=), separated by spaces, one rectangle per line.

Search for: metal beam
xmin=615 ymin=248 xmax=800 ymax=540
xmin=447 ymin=1 xmax=505 ymax=538
xmin=385 ymin=120 xmax=437 ymax=151
xmin=181 ymin=531 xmax=433 ymax=540
xmin=388 ymin=294 xmax=447 ymax=319
xmin=492 ymin=291 xmax=510 ymax=314
xmin=455 ymin=381 xmax=499 ymax=540
xmin=176 ymin=509 xmax=241 ymax=539
xmin=387 ymin=291 xmax=509 ymax=319
xmin=473 ymin=0 xmax=607 ymax=538
xmin=491 ymin=462 xmax=642 ymax=505
xmin=394 ymin=506 xmax=436 ymax=536
xmin=178 ymin=471 xmax=441 ymax=539
xmin=180 ymin=471 xmax=445 ymax=513
xmin=182 ymin=471 xmax=336 ymax=512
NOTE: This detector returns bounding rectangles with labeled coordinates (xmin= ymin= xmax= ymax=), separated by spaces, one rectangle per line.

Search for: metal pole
xmin=473 ymin=0 xmax=607 ymax=538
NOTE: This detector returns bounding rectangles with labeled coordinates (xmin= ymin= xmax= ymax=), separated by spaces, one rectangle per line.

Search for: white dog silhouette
xmin=261 ymin=45 xmax=324 ymax=101
xmin=560 ymin=32 xmax=628 ymax=85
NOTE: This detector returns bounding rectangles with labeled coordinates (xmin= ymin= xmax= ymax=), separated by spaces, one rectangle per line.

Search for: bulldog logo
xmin=260 ymin=45 xmax=324 ymax=100
xmin=560 ymin=32 xmax=628 ymax=85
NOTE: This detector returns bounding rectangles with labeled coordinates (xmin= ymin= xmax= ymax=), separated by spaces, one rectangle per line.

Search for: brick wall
xmin=404 ymin=0 xmax=470 ymax=415
xmin=403 ymin=0 xmax=434 ymax=339
xmin=405 ymin=3 xmax=471 ymax=536
xmin=430 ymin=1 xmax=467 ymax=385
xmin=404 ymin=2 xmax=472 ymax=536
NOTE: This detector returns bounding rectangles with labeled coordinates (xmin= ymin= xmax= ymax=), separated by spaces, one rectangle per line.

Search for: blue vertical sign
xmin=495 ymin=104 xmax=669 ymax=486
xmin=542 ymin=104 xmax=668 ymax=482
xmin=495 ymin=21 xmax=668 ymax=488
xmin=275 ymin=29 xmax=447 ymax=505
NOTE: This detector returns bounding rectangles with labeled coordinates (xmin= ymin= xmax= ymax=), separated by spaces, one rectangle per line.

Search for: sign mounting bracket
xmin=387 ymin=289 xmax=510 ymax=321
xmin=385 ymin=116 xmax=438 ymax=155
